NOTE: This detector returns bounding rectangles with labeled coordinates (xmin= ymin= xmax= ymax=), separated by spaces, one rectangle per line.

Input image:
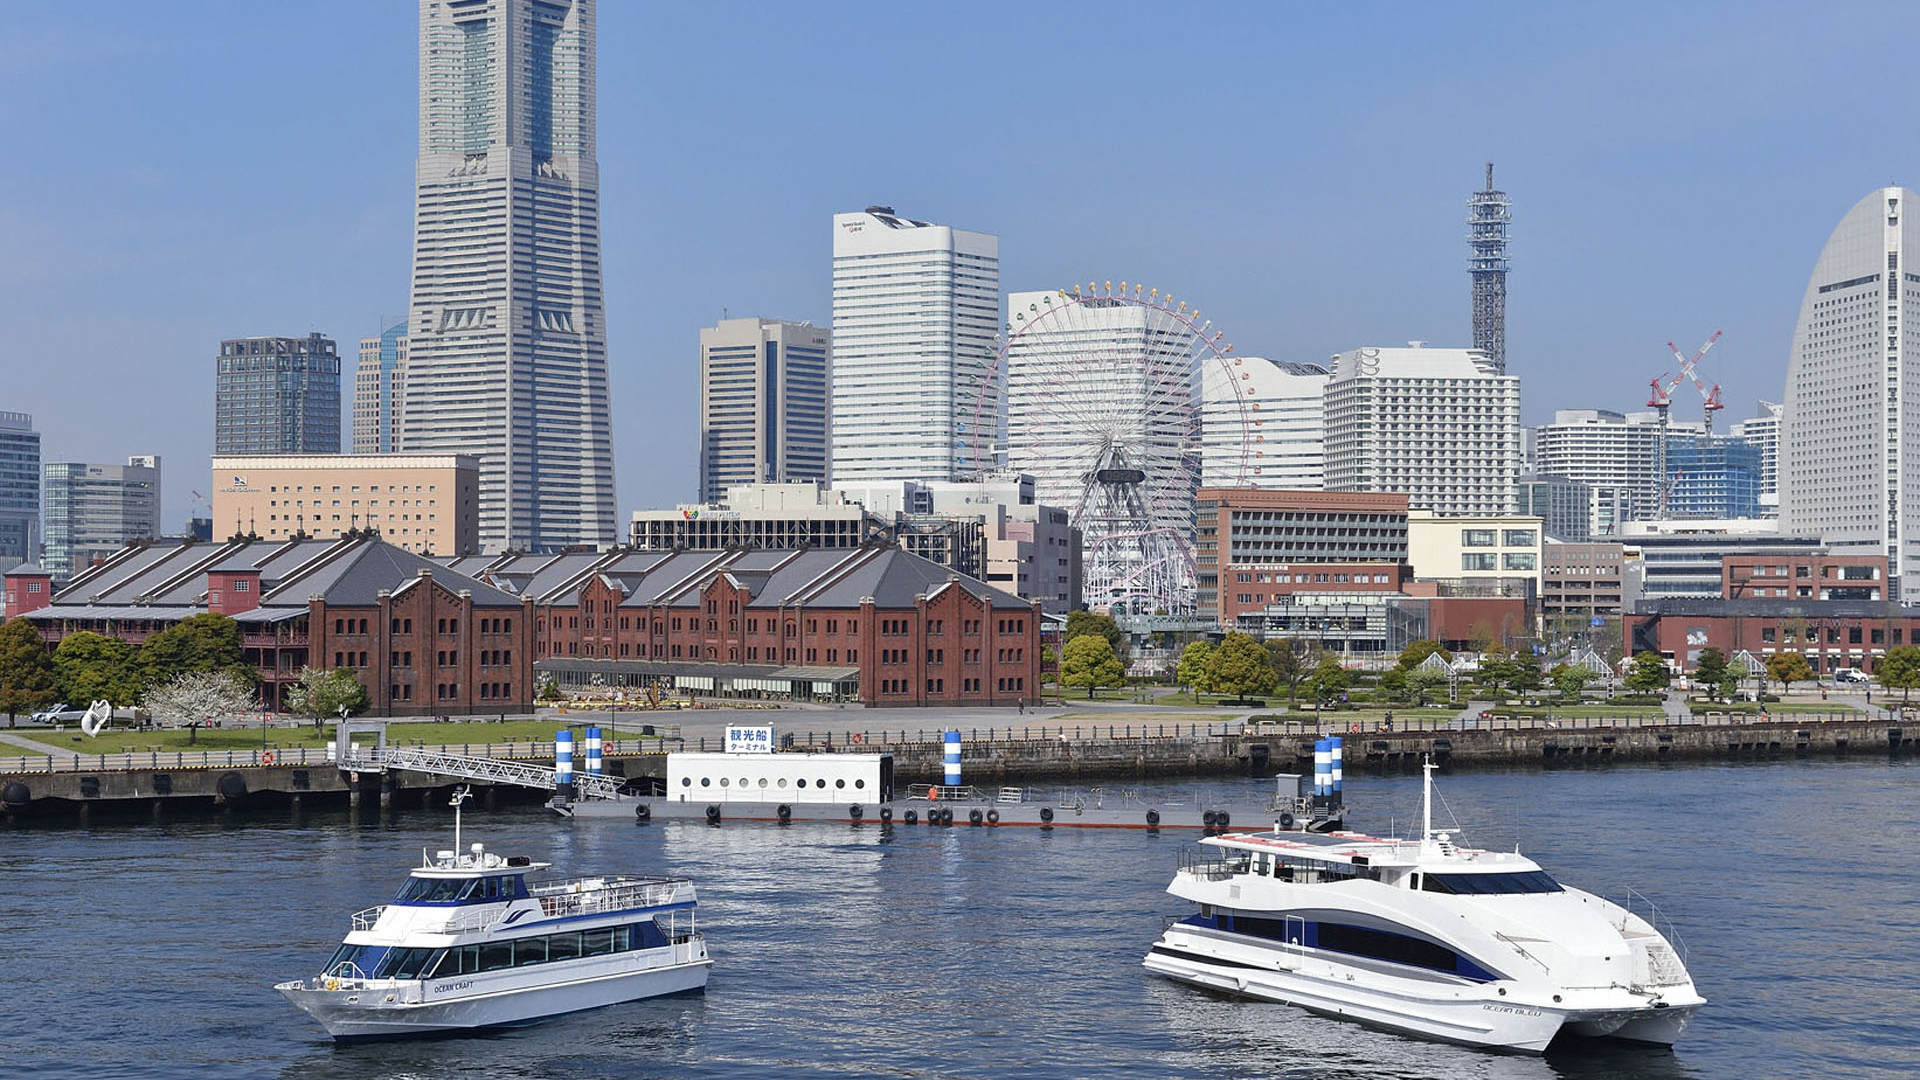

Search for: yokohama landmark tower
xmin=1468 ymin=163 xmax=1512 ymax=373
xmin=402 ymin=0 xmax=615 ymax=552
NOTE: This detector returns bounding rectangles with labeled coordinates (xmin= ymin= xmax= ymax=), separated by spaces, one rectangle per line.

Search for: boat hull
xmin=1144 ymin=934 xmax=1697 ymax=1054
xmin=278 ymin=955 xmax=712 ymax=1040
xmin=567 ymin=794 xmax=1332 ymax=833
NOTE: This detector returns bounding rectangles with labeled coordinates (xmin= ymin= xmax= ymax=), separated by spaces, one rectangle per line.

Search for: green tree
xmin=1064 ymin=610 xmax=1129 ymax=666
xmin=52 ymin=631 xmax=144 ymax=706
xmin=141 ymin=613 xmax=254 ymax=691
xmin=1060 ymin=634 xmax=1127 ymax=699
xmin=1764 ymin=650 xmax=1813 ymax=694
xmin=538 ymin=674 xmax=563 ymax=702
xmin=1714 ymin=669 xmax=1743 ymax=703
xmin=1394 ymin=639 xmax=1453 ymax=672
xmin=1876 ymin=645 xmax=1920 ymax=705
xmin=1039 ymin=644 xmax=1057 ymax=686
xmin=1307 ymin=654 xmax=1351 ymax=709
xmin=1204 ymin=632 xmax=1277 ymax=702
xmin=1509 ymin=655 xmax=1545 ymax=698
xmin=1175 ymin=641 xmax=1214 ymax=695
xmin=1550 ymin=663 xmax=1594 ymax=703
xmin=1475 ymin=652 xmax=1520 ymax=697
xmin=0 ymin=619 xmax=56 ymax=726
xmin=1692 ymin=647 xmax=1731 ymax=701
xmin=1406 ymin=668 xmax=1447 ymax=707
xmin=1624 ymin=651 xmax=1673 ymax=693
xmin=1265 ymin=637 xmax=1311 ymax=707
xmin=284 ymin=666 xmax=372 ymax=733
xmin=1377 ymin=667 xmax=1411 ymax=704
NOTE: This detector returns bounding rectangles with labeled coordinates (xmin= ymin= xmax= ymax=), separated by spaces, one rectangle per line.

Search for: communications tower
xmin=1468 ymin=163 xmax=1512 ymax=373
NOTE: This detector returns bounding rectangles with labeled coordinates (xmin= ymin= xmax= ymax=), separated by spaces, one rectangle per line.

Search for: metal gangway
xmin=334 ymin=732 xmax=626 ymax=800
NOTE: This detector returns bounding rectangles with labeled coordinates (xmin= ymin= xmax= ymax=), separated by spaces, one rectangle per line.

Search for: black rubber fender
xmin=777 ymin=804 xmax=792 ymax=822
xmin=635 ymin=803 xmax=651 ymax=822
xmin=985 ymin=809 xmax=999 ymax=825
xmin=1202 ymin=809 xmax=1218 ymax=827
xmin=1146 ymin=809 xmax=1161 ymax=827
xmin=1039 ymin=806 xmax=1054 ymax=823
xmin=904 ymin=809 xmax=918 ymax=825
xmin=968 ymin=808 xmax=984 ymax=826
xmin=2 ymin=782 xmax=29 ymax=810
xmin=880 ymin=806 xmax=893 ymax=823
xmin=1216 ymin=811 xmax=1230 ymax=828
xmin=217 ymin=773 xmax=247 ymax=800
xmin=1278 ymin=811 xmax=1296 ymax=831
xmin=939 ymin=807 xmax=954 ymax=826
xmin=705 ymin=804 xmax=721 ymax=824
xmin=849 ymin=803 xmax=864 ymax=820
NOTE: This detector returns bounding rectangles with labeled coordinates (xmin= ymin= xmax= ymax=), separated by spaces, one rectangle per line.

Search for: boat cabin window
xmin=395 ymin=874 xmax=521 ymax=904
xmin=423 ymin=923 xmax=675 ymax=978
xmin=1420 ymin=870 xmax=1562 ymax=895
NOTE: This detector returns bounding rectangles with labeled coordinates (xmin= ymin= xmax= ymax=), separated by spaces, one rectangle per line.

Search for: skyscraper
xmin=1782 ymin=187 xmax=1920 ymax=599
xmin=353 ymin=321 xmax=409 ymax=454
xmin=214 ymin=334 xmax=341 ymax=455
xmin=1323 ymin=344 xmax=1521 ymax=516
xmin=402 ymin=0 xmax=615 ymax=552
xmin=1469 ymin=164 xmax=1512 ymax=373
xmin=0 ymin=412 xmax=39 ymax=570
xmin=697 ymin=318 xmax=829 ymax=504
xmin=1200 ymin=357 xmax=1329 ymax=490
xmin=1729 ymin=400 xmax=1782 ymax=518
xmin=830 ymin=207 xmax=999 ymax=484
xmin=41 ymin=456 xmax=161 ymax=581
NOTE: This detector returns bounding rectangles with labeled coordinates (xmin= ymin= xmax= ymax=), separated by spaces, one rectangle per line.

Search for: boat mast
xmin=1421 ymin=755 xmax=1434 ymax=844
xmin=451 ymin=785 xmax=471 ymax=857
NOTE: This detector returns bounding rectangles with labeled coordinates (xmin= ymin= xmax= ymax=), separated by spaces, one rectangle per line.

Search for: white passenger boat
xmin=1143 ymin=761 xmax=1704 ymax=1053
xmin=277 ymin=789 xmax=711 ymax=1039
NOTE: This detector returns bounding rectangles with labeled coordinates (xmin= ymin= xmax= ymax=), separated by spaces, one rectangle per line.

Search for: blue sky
xmin=2 ymin=1 xmax=1914 ymax=530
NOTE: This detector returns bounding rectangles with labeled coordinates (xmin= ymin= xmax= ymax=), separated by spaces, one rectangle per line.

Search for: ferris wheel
xmin=969 ymin=282 xmax=1252 ymax=616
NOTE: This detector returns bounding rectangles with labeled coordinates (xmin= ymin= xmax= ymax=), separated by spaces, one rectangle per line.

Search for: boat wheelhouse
xmin=1143 ymin=762 xmax=1703 ymax=1053
xmin=277 ymin=789 xmax=710 ymax=1039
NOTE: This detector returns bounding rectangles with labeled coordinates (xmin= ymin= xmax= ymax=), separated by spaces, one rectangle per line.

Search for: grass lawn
xmin=8 ymin=718 xmax=679 ymax=756
xmin=1687 ymin=701 xmax=1862 ymax=716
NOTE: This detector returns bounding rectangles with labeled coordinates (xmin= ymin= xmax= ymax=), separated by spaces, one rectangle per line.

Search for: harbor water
xmin=1 ymin=759 xmax=1914 ymax=1079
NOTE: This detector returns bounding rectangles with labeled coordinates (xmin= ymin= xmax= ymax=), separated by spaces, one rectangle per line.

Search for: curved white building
xmin=1781 ymin=188 xmax=1920 ymax=600
xmin=1201 ymin=358 xmax=1328 ymax=489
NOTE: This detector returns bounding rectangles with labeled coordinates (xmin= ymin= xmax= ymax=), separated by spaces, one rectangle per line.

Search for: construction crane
xmin=1647 ymin=331 xmax=1723 ymax=516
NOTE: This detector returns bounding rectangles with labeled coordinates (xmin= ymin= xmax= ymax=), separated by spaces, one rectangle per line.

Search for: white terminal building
xmin=1200 ymin=358 xmax=1329 ymax=489
xmin=1780 ymin=190 xmax=1920 ymax=598
xmin=829 ymin=207 xmax=999 ymax=485
xmin=1323 ymin=344 xmax=1521 ymax=517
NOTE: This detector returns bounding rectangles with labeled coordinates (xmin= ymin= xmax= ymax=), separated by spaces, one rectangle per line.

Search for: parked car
xmin=1833 ymin=668 xmax=1870 ymax=685
xmin=29 ymin=703 xmax=86 ymax=723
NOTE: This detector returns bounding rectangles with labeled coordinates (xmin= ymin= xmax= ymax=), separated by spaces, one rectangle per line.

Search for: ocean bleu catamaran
xmin=277 ymin=788 xmax=710 ymax=1039
xmin=1144 ymin=760 xmax=1704 ymax=1053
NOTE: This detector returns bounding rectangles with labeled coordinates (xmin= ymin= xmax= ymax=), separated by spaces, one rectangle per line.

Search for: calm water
xmin=2 ymin=760 xmax=1915 ymax=1080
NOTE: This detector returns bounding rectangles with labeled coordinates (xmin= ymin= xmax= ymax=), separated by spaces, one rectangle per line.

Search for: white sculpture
xmin=80 ymin=700 xmax=111 ymax=737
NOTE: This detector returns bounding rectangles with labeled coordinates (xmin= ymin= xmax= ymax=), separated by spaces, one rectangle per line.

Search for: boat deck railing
xmin=1176 ymin=848 xmax=1252 ymax=881
xmin=1618 ymin=885 xmax=1691 ymax=961
xmin=351 ymin=905 xmax=386 ymax=931
xmin=531 ymin=876 xmax=689 ymax=920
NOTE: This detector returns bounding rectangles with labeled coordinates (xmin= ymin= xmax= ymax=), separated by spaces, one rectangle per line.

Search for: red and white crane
xmin=1647 ymin=330 xmax=1723 ymax=516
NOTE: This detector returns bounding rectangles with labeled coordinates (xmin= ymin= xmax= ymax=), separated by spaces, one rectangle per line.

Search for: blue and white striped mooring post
xmin=555 ymin=729 xmax=575 ymax=802
xmin=1313 ymin=738 xmax=1332 ymax=803
xmin=943 ymin=730 xmax=962 ymax=789
xmin=584 ymin=726 xmax=603 ymax=776
xmin=1330 ymin=736 xmax=1345 ymax=808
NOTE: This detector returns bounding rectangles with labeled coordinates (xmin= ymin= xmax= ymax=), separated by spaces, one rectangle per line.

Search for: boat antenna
xmin=450 ymin=785 xmax=472 ymax=856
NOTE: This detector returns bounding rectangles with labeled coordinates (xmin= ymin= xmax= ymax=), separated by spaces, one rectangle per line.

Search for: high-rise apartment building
xmin=1322 ymin=344 xmax=1521 ymax=516
xmin=0 ymin=412 xmax=39 ymax=569
xmin=1531 ymin=408 xmax=1706 ymax=529
xmin=1781 ymin=188 xmax=1920 ymax=600
xmin=41 ymin=456 xmax=161 ymax=581
xmin=1516 ymin=474 xmax=1592 ymax=542
xmin=1728 ymin=401 xmax=1781 ymax=518
xmin=214 ymin=334 xmax=341 ymax=455
xmin=829 ymin=207 xmax=999 ymax=484
xmin=353 ymin=321 xmax=409 ymax=453
xmin=402 ymin=0 xmax=615 ymax=552
xmin=698 ymin=318 xmax=830 ymax=504
xmin=1201 ymin=358 xmax=1328 ymax=489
